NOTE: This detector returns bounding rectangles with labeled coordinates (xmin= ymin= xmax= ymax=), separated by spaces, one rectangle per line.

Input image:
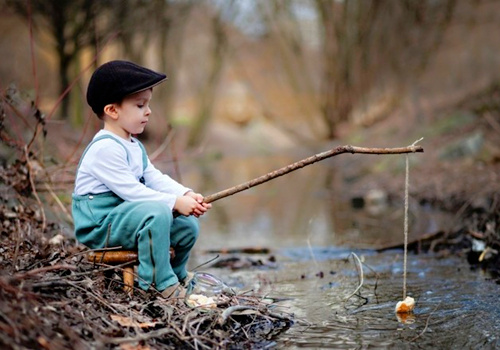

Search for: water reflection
xmin=191 ymin=251 xmax=500 ymax=349
xmin=181 ymin=152 xmax=453 ymax=250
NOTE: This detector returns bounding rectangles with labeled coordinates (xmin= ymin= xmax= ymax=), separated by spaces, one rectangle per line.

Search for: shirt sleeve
xmin=86 ymin=142 xmax=180 ymax=210
xmin=142 ymin=159 xmax=192 ymax=196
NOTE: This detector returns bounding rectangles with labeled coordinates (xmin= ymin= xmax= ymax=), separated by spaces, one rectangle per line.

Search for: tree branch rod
xmin=203 ymin=144 xmax=423 ymax=204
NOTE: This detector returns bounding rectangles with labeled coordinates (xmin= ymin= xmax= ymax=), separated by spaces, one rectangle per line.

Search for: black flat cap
xmin=86 ymin=60 xmax=167 ymax=115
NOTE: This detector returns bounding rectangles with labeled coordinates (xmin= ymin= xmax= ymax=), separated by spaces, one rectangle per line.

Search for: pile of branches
xmin=0 ymin=227 xmax=292 ymax=350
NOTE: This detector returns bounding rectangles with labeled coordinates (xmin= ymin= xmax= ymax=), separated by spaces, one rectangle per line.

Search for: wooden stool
xmin=88 ymin=248 xmax=175 ymax=294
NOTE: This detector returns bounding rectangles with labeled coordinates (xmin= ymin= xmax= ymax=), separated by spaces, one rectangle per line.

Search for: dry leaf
xmin=120 ymin=343 xmax=152 ymax=350
xmin=110 ymin=314 xmax=158 ymax=328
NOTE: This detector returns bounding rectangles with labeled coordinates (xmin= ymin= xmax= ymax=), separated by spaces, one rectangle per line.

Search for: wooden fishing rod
xmin=202 ymin=144 xmax=424 ymax=204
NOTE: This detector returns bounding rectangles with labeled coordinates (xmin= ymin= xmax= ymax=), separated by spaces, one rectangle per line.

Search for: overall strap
xmin=77 ymin=134 xmax=133 ymax=170
xmin=77 ymin=133 xmax=148 ymax=177
xmin=132 ymin=137 xmax=149 ymax=172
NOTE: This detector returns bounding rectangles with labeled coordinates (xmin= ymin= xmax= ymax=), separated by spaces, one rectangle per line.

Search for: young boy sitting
xmin=72 ymin=60 xmax=211 ymax=298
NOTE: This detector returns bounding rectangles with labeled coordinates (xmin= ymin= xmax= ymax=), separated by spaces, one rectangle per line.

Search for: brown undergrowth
xmin=0 ymin=198 xmax=292 ymax=350
xmin=0 ymin=86 xmax=292 ymax=349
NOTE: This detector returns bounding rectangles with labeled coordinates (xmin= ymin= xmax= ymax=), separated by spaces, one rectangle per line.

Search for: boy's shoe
xmin=180 ymin=271 xmax=195 ymax=286
xmin=160 ymin=282 xmax=186 ymax=299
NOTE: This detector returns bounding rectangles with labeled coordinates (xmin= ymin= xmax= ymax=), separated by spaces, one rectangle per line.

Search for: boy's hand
xmin=174 ymin=192 xmax=212 ymax=217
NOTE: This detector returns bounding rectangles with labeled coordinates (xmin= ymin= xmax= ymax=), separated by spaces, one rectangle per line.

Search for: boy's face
xmin=111 ymin=89 xmax=152 ymax=139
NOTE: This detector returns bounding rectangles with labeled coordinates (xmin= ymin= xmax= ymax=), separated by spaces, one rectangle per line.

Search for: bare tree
xmin=7 ymin=0 xmax=107 ymax=119
xmin=239 ymin=0 xmax=457 ymax=139
xmin=187 ymin=1 xmax=236 ymax=147
xmin=254 ymin=0 xmax=324 ymax=140
xmin=153 ymin=0 xmax=195 ymax=129
xmin=314 ymin=0 xmax=457 ymax=138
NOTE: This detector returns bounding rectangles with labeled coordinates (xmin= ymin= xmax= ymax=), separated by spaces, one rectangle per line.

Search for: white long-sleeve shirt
xmin=74 ymin=130 xmax=190 ymax=210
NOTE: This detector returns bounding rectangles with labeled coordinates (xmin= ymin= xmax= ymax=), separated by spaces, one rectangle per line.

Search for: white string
xmin=403 ymin=137 xmax=423 ymax=300
xmin=403 ymin=153 xmax=409 ymax=300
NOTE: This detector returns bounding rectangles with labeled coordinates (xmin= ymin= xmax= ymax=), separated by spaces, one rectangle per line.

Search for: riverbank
xmin=336 ymin=85 xmax=500 ymax=283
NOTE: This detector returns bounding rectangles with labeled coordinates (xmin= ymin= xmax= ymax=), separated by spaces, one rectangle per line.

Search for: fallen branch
xmin=410 ymin=302 xmax=441 ymax=341
xmin=11 ymin=264 xmax=77 ymax=280
xmin=203 ymin=144 xmax=424 ymax=204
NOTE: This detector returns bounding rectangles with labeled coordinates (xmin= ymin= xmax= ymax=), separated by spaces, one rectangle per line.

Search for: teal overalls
xmin=72 ymin=135 xmax=199 ymax=292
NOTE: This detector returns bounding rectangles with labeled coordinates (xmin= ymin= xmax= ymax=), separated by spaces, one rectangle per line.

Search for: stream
xmin=185 ymin=151 xmax=500 ymax=348
xmin=192 ymin=247 xmax=500 ymax=349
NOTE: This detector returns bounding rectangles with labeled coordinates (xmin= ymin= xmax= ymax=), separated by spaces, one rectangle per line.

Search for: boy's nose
xmin=145 ymin=106 xmax=152 ymax=115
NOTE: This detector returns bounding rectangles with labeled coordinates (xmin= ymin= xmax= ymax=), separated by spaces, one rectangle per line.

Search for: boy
xmin=72 ymin=60 xmax=211 ymax=298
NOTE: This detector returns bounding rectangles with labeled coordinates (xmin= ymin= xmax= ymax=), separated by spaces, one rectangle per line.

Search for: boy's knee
xmin=189 ymin=216 xmax=200 ymax=229
xmin=185 ymin=216 xmax=200 ymax=240
xmin=133 ymin=201 xmax=173 ymax=224
xmin=176 ymin=216 xmax=199 ymax=243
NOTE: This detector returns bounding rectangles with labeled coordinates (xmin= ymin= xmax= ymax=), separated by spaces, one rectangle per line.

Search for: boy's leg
xmin=169 ymin=215 xmax=199 ymax=281
xmin=102 ymin=201 xmax=178 ymax=291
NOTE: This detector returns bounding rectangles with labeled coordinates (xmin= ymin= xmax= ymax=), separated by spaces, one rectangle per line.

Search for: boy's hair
xmin=86 ymin=60 xmax=167 ymax=117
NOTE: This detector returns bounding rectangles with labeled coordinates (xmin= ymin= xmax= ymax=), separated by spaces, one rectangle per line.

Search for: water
xmin=183 ymin=150 xmax=499 ymax=348
xmin=193 ymin=249 xmax=500 ymax=349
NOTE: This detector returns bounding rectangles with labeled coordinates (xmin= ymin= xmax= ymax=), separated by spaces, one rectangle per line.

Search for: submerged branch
xmin=344 ymin=252 xmax=364 ymax=301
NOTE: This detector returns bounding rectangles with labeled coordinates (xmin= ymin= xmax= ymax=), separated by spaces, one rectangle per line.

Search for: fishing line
xmin=403 ymin=137 xmax=423 ymax=300
xmin=403 ymin=153 xmax=409 ymax=299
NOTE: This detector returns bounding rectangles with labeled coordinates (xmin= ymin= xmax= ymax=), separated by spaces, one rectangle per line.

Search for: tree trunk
xmin=187 ymin=9 xmax=229 ymax=148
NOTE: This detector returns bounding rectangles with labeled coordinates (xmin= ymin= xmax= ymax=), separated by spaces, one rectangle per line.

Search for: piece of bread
xmin=395 ymin=296 xmax=415 ymax=313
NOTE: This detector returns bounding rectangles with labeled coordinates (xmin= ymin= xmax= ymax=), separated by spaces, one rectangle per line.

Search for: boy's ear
xmin=103 ymin=103 xmax=119 ymax=120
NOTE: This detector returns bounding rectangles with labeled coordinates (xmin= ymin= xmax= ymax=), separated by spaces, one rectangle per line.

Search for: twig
xmin=27 ymin=0 xmax=39 ymax=106
xmin=44 ymin=182 xmax=73 ymax=224
xmin=343 ymin=252 xmax=364 ymax=301
xmin=0 ymin=309 xmax=20 ymax=343
xmin=484 ymin=112 xmax=500 ymax=135
xmin=13 ymin=219 xmax=23 ymax=270
xmin=24 ymin=146 xmax=46 ymax=231
xmin=149 ymin=127 xmax=175 ymax=161
xmin=410 ymin=302 xmax=441 ymax=341
xmin=11 ymin=264 xmax=77 ymax=280
xmin=203 ymin=144 xmax=424 ymax=204
xmin=192 ymin=254 xmax=220 ymax=271
xmin=359 ymin=260 xmax=380 ymax=300
xmin=306 ymin=218 xmax=319 ymax=270
xmin=67 ymin=281 xmax=120 ymax=314
xmin=98 ymin=326 xmax=179 ymax=344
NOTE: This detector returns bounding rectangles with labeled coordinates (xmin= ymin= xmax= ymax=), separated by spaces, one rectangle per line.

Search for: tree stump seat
xmin=88 ymin=248 xmax=175 ymax=294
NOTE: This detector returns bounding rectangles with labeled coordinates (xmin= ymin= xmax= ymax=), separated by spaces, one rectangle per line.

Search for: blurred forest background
xmin=1 ymin=0 xmax=500 ymax=247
